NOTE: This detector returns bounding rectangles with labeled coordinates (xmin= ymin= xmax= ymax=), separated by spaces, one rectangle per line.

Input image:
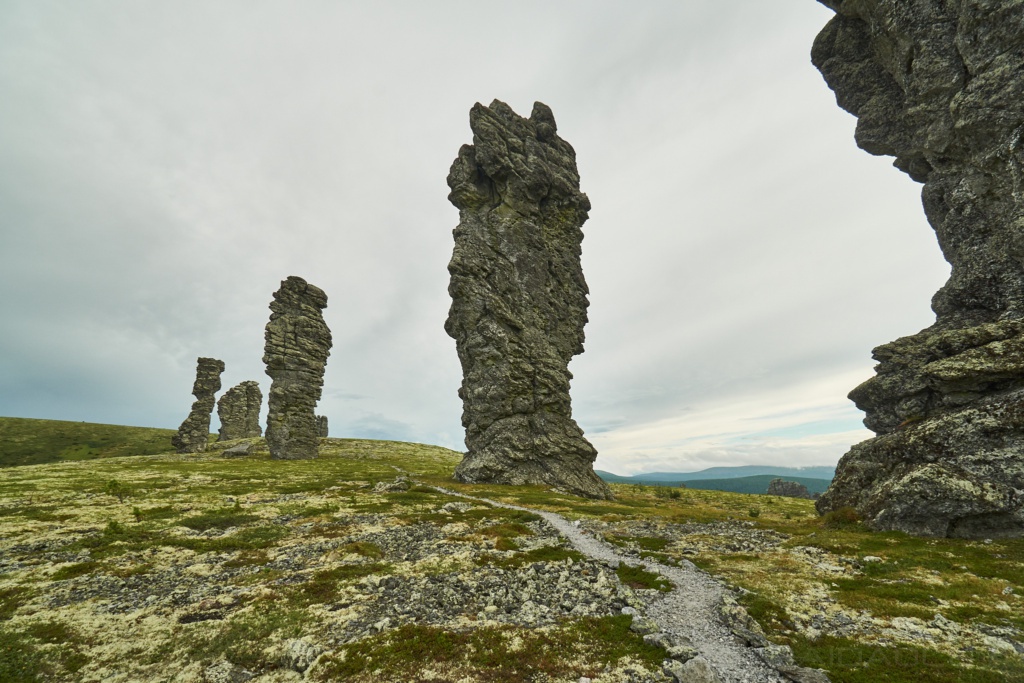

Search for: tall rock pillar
xmin=171 ymin=357 xmax=225 ymax=453
xmin=217 ymin=381 xmax=263 ymax=441
xmin=445 ymin=100 xmax=611 ymax=499
xmin=812 ymin=0 xmax=1024 ymax=537
xmin=263 ymin=276 xmax=332 ymax=460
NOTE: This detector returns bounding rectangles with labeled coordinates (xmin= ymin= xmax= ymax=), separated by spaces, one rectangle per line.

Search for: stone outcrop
xmin=216 ymin=381 xmax=263 ymax=441
xmin=445 ymin=100 xmax=610 ymax=499
xmin=171 ymin=357 xmax=225 ymax=453
xmin=316 ymin=415 xmax=329 ymax=438
xmin=767 ymin=479 xmax=813 ymax=500
xmin=263 ymin=276 xmax=332 ymax=460
xmin=812 ymin=0 xmax=1024 ymax=537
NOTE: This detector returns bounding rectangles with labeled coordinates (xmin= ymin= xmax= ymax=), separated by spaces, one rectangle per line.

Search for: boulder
xmin=767 ymin=478 xmax=813 ymax=500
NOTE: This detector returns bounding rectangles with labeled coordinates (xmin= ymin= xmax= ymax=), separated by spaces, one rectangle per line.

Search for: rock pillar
xmin=217 ymin=381 xmax=263 ymax=441
xmin=813 ymin=0 xmax=1024 ymax=537
xmin=171 ymin=357 xmax=225 ymax=453
xmin=263 ymin=276 xmax=332 ymax=460
xmin=445 ymin=100 xmax=611 ymax=499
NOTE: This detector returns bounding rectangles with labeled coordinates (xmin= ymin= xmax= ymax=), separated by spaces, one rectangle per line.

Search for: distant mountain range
xmin=595 ymin=465 xmax=836 ymax=495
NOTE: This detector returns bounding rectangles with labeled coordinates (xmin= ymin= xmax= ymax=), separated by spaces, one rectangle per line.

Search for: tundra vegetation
xmin=0 ymin=418 xmax=1021 ymax=682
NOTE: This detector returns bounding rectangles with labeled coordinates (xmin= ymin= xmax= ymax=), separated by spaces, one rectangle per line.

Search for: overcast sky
xmin=0 ymin=1 xmax=950 ymax=475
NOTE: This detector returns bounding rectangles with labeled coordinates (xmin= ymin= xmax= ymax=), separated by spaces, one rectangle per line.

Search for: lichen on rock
xmin=263 ymin=276 xmax=332 ymax=460
xmin=445 ymin=100 xmax=610 ymax=500
xmin=171 ymin=356 xmax=225 ymax=453
xmin=812 ymin=0 xmax=1024 ymax=537
xmin=216 ymin=380 xmax=263 ymax=441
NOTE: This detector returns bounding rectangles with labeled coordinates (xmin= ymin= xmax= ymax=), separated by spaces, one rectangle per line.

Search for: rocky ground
xmin=1 ymin=438 xmax=1022 ymax=682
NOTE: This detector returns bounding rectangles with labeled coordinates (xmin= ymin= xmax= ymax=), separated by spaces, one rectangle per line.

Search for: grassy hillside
xmin=599 ymin=472 xmax=831 ymax=495
xmin=0 ymin=426 xmax=1020 ymax=682
xmin=0 ymin=417 xmax=180 ymax=467
xmin=684 ymin=475 xmax=831 ymax=495
xmin=597 ymin=465 xmax=836 ymax=483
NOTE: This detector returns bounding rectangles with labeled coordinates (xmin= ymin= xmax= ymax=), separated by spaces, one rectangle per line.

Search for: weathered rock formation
xmin=316 ymin=415 xmax=329 ymax=438
xmin=767 ymin=479 xmax=813 ymax=500
xmin=445 ymin=100 xmax=610 ymax=499
xmin=217 ymin=381 xmax=263 ymax=441
xmin=813 ymin=0 xmax=1024 ymax=537
xmin=171 ymin=357 xmax=225 ymax=453
xmin=263 ymin=276 xmax=332 ymax=460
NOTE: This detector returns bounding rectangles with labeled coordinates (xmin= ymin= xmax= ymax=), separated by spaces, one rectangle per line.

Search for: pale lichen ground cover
xmin=0 ymin=439 xmax=664 ymax=682
xmin=1 ymin=433 xmax=1022 ymax=682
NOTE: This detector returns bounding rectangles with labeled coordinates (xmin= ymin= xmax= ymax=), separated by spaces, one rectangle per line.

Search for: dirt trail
xmin=429 ymin=485 xmax=795 ymax=683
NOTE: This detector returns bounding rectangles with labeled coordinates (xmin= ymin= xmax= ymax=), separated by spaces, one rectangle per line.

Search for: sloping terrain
xmin=0 ymin=431 xmax=1021 ymax=682
xmin=0 ymin=417 xmax=179 ymax=468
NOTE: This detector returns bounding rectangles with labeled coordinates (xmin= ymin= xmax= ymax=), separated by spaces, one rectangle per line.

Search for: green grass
xmin=789 ymin=634 xmax=1023 ymax=683
xmin=2 ymin=423 xmax=1023 ymax=683
xmin=311 ymin=615 xmax=665 ymax=682
xmin=0 ymin=417 xmax=180 ymax=467
xmin=616 ymin=564 xmax=672 ymax=591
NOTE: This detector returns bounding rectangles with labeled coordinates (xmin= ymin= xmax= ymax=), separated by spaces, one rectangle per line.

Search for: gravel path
xmin=429 ymin=485 xmax=791 ymax=683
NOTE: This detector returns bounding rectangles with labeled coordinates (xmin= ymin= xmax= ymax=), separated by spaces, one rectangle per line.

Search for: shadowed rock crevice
xmin=813 ymin=0 xmax=1024 ymax=537
xmin=263 ymin=276 xmax=332 ymax=460
xmin=171 ymin=357 xmax=225 ymax=453
xmin=217 ymin=381 xmax=263 ymax=441
xmin=445 ymin=100 xmax=610 ymax=500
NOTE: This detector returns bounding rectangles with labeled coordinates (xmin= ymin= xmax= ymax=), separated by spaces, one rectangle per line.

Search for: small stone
xmin=663 ymin=656 xmax=722 ymax=683
xmin=628 ymin=616 xmax=659 ymax=636
xmin=862 ymin=556 xmax=883 ymax=563
xmin=282 ymin=638 xmax=323 ymax=673
xmin=778 ymin=665 xmax=832 ymax=683
xmin=221 ymin=442 xmax=253 ymax=458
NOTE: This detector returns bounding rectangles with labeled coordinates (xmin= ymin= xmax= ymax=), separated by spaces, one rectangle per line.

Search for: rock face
xmin=767 ymin=479 xmax=813 ymax=500
xmin=216 ymin=381 xmax=263 ymax=441
xmin=445 ymin=100 xmax=610 ymax=500
xmin=263 ymin=276 xmax=332 ymax=460
xmin=171 ymin=357 xmax=225 ymax=453
xmin=812 ymin=0 xmax=1024 ymax=537
xmin=316 ymin=415 xmax=328 ymax=438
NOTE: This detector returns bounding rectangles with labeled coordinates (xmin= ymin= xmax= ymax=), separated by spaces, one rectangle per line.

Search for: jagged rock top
xmin=446 ymin=100 xmax=610 ymax=500
xmin=813 ymin=0 xmax=1024 ymax=537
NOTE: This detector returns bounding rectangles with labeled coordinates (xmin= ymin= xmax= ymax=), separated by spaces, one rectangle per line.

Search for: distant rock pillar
xmin=445 ymin=100 xmax=611 ymax=499
xmin=812 ymin=0 xmax=1024 ymax=537
xmin=171 ymin=357 xmax=225 ymax=453
xmin=316 ymin=415 xmax=329 ymax=438
xmin=263 ymin=276 xmax=332 ymax=460
xmin=217 ymin=381 xmax=263 ymax=441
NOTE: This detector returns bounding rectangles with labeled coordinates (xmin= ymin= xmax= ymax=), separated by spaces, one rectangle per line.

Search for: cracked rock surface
xmin=171 ymin=357 xmax=225 ymax=454
xmin=217 ymin=381 xmax=263 ymax=442
xmin=445 ymin=99 xmax=610 ymax=500
xmin=263 ymin=276 xmax=332 ymax=460
xmin=813 ymin=0 xmax=1024 ymax=537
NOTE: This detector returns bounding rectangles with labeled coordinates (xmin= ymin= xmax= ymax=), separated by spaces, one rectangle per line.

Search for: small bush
xmin=823 ymin=506 xmax=861 ymax=529
xmin=748 ymin=508 xmax=760 ymax=518
xmin=616 ymin=564 xmax=672 ymax=592
xmin=342 ymin=541 xmax=384 ymax=559
xmin=52 ymin=562 xmax=100 ymax=581
xmin=103 ymin=480 xmax=131 ymax=503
